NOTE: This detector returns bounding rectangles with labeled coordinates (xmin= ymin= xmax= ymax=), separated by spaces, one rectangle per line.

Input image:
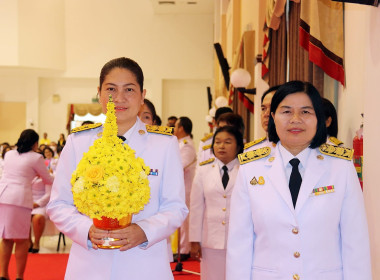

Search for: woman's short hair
xmin=16 ymin=129 xmax=39 ymax=154
xmin=268 ymin=81 xmax=326 ymax=148
xmin=322 ymin=98 xmax=338 ymax=137
xmin=99 ymin=57 xmax=144 ymax=91
xmin=211 ymin=125 xmax=244 ymax=156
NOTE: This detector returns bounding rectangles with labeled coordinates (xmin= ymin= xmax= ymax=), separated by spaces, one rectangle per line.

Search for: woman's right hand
xmin=190 ymin=242 xmax=202 ymax=261
xmin=88 ymin=225 xmax=108 ymax=250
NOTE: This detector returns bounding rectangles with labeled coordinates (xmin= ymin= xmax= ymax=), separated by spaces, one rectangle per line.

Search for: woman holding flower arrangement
xmin=47 ymin=57 xmax=188 ymax=280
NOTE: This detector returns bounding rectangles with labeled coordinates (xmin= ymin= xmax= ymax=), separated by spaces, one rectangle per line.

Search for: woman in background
xmin=190 ymin=125 xmax=243 ymax=280
xmin=138 ymin=98 xmax=157 ymax=125
xmin=57 ymin=133 xmax=66 ymax=150
xmin=322 ymin=97 xmax=343 ymax=146
xmin=0 ymin=129 xmax=54 ymax=280
xmin=226 ymin=81 xmax=371 ymax=280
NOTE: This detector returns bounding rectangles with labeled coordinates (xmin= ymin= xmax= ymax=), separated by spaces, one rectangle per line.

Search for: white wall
xmin=344 ymin=4 xmax=380 ymax=278
xmin=0 ymin=0 xmax=214 ymax=142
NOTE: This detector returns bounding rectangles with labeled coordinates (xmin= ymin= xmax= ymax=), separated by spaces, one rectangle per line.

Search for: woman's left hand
xmin=108 ymin=224 xmax=148 ymax=251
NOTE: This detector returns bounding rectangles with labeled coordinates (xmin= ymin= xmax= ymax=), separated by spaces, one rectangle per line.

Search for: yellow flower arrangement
xmin=71 ymin=96 xmax=150 ymax=220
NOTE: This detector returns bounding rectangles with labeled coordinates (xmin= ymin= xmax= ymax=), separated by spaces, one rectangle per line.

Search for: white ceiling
xmin=150 ymin=0 xmax=214 ymax=14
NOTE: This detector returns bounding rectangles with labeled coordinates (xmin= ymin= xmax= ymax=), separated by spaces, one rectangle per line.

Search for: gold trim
xmin=244 ymin=136 xmax=266 ymax=150
xmin=71 ymin=123 xmax=102 ymax=134
xmin=202 ymin=144 xmax=212 ymax=150
xmin=238 ymin=147 xmax=271 ymax=165
xmin=319 ymin=143 xmax=353 ymax=161
xmin=199 ymin=158 xmax=215 ymax=166
xmin=201 ymin=132 xmax=213 ymax=142
xmin=146 ymin=125 xmax=173 ymax=136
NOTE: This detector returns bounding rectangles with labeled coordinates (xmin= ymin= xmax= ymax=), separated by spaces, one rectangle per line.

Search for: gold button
xmin=317 ymin=155 xmax=324 ymax=160
xmin=138 ymin=130 xmax=145 ymax=135
xmin=269 ymin=157 xmax=275 ymax=162
xmin=294 ymin=252 xmax=300 ymax=258
xmin=293 ymin=274 xmax=300 ymax=280
xmin=223 ymin=195 xmax=227 ymax=198
xmin=222 ymin=221 xmax=226 ymax=225
xmin=292 ymin=228 xmax=299 ymax=234
xmin=222 ymin=208 xmax=226 ymax=211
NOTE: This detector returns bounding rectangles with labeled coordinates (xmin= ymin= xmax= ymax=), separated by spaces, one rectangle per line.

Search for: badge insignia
xmin=238 ymin=147 xmax=271 ymax=165
xmin=258 ymin=176 xmax=265 ymax=185
xmin=149 ymin=169 xmax=159 ymax=176
xmin=250 ymin=177 xmax=258 ymax=185
xmin=311 ymin=185 xmax=335 ymax=196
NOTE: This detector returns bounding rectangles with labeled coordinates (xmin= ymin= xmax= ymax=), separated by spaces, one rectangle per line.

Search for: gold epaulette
xmin=202 ymin=144 xmax=212 ymax=151
xmin=328 ymin=136 xmax=344 ymax=146
xmin=238 ymin=147 xmax=271 ymax=165
xmin=146 ymin=125 xmax=173 ymax=136
xmin=244 ymin=136 xmax=266 ymax=150
xmin=201 ymin=132 xmax=213 ymax=142
xmin=199 ymin=158 xmax=215 ymax=166
xmin=70 ymin=123 xmax=102 ymax=134
xmin=319 ymin=143 xmax=353 ymax=161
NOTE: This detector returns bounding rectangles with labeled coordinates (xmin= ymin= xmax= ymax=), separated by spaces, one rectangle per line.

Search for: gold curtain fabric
xmin=73 ymin=104 xmax=103 ymax=116
xmin=288 ymin=1 xmax=324 ymax=95
xmin=299 ymin=0 xmax=345 ymax=85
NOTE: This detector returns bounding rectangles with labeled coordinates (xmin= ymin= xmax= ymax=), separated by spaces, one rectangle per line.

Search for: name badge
xmin=149 ymin=169 xmax=159 ymax=176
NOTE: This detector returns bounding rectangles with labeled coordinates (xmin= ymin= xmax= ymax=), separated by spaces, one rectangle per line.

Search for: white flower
xmin=73 ymin=177 xmax=85 ymax=193
xmin=106 ymin=176 xmax=120 ymax=192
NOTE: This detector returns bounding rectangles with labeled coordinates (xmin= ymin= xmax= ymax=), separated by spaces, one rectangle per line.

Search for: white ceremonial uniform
xmin=197 ymin=133 xmax=214 ymax=166
xmin=178 ymin=135 xmax=196 ymax=254
xmin=226 ymin=142 xmax=371 ymax=280
xmin=47 ymin=118 xmax=188 ymax=280
xmin=190 ymin=158 xmax=239 ymax=280
xmin=0 ymin=150 xmax=54 ymax=209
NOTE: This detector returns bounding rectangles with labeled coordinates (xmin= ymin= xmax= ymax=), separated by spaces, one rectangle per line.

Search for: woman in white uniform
xmin=189 ymin=125 xmax=243 ymax=280
xmin=0 ymin=129 xmax=54 ymax=280
xmin=47 ymin=57 xmax=188 ymax=280
xmin=226 ymin=81 xmax=371 ymax=280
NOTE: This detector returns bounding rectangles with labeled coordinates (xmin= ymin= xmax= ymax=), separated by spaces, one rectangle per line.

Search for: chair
xmin=57 ymin=232 xmax=66 ymax=251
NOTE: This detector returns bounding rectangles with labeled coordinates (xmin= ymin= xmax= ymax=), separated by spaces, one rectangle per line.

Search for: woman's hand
xmin=88 ymin=225 xmax=108 ymax=250
xmin=190 ymin=242 xmax=202 ymax=261
xmin=108 ymin=224 xmax=148 ymax=251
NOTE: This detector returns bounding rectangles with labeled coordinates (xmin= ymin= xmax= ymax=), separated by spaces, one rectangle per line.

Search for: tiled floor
xmin=35 ymin=234 xmax=72 ymax=254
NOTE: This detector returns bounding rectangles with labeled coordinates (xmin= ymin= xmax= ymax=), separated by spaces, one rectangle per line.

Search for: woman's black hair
xmin=2 ymin=146 xmax=11 ymax=159
xmin=211 ymin=125 xmax=244 ymax=156
xmin=99 ymin=57 xmax=144 ymax=91
xmin=143 ymin=98 xmax=157 ymax=123
xmin=261 ymin=85 xmax=281 ymax=104
xmin=268 ymin=81 xmax=326 ymax=148
xmin=322 ymin=98 xmax=338 ymax=137
xmin=16 ymin=129 xmax=39 ymax=154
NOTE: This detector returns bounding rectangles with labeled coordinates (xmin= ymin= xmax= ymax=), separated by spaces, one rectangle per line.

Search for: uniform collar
xmin=278 ymin=141 xmax=311 ymax=169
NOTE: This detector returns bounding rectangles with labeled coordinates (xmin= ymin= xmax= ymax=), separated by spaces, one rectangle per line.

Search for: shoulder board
xmin=199 ymin=158 xmax=215 ymax=166
xmin=238 ymin=147 xmax=271 ymax=165
xmin=201 ymin=132 xmax=213 ymax=142
xmin=319 ymin=143 xmax=353 ymax=161
xmin=202 ymin=144 xmax=212 ymax=151
xmin=146 ymin=125 xmax=173 ymax=136
xmin=244 ymin=136 xmax=266 ymax=150
xmin=71 ymin=123 xmax=102 ymax=134
xmin=328 ymin=136 xmax=344 ymax=146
